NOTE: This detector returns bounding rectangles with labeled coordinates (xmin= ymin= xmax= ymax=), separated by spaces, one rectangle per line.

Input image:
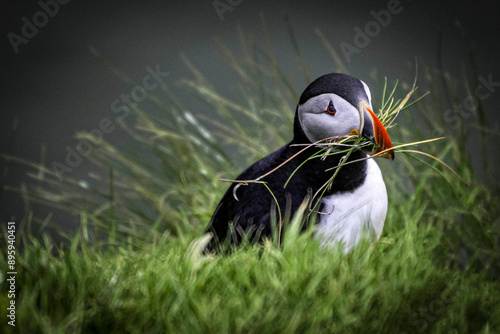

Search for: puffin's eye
xmin=326 ymin=100 xmax=336 ymax=115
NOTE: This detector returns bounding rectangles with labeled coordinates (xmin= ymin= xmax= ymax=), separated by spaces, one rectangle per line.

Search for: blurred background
xmin=1 ymin=0 xmax=499 ymax=231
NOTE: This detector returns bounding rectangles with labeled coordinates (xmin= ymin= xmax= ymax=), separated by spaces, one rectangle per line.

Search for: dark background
xmin=1 ymin=0 xmax=499 ymax=229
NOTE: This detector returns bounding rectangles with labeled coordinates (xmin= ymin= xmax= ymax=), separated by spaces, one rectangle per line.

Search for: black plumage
xmin=298 ymin=73 xmax=368 ymax=106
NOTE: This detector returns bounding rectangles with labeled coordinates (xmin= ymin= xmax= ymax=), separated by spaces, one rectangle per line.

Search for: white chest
xmin=314 ymin=157 xmax=388 ymax=252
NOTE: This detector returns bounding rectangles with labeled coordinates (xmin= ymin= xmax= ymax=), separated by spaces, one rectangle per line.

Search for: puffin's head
xmin=296 ymin=73 xmax=394 ymax=159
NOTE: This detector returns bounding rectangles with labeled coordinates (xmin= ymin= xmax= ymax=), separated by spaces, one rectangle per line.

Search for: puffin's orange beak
xmin=362 ymin=106 xmax=394 ymax=160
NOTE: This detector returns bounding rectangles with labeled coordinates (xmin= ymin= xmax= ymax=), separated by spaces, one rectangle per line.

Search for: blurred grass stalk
xmin=1 ymin=21 xmax=499 ymax=275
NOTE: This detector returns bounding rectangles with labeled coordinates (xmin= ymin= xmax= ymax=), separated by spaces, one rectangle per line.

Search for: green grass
xmin=1 ymin=22 xmax=500 ymax=333
xmin=1 ymin=205 xmax=498 ymax=333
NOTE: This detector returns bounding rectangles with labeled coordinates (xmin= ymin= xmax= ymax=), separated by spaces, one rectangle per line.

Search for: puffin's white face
xmin=298 ymin=82 xmax=372 ymax=143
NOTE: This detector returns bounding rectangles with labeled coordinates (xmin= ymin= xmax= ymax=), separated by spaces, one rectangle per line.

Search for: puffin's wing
xmin=205 ymin=145 xmax=292 ymax=249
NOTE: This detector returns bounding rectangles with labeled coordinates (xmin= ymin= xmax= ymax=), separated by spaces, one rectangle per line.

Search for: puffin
xmin=205 ymin=73 xmax=394 ymax=252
